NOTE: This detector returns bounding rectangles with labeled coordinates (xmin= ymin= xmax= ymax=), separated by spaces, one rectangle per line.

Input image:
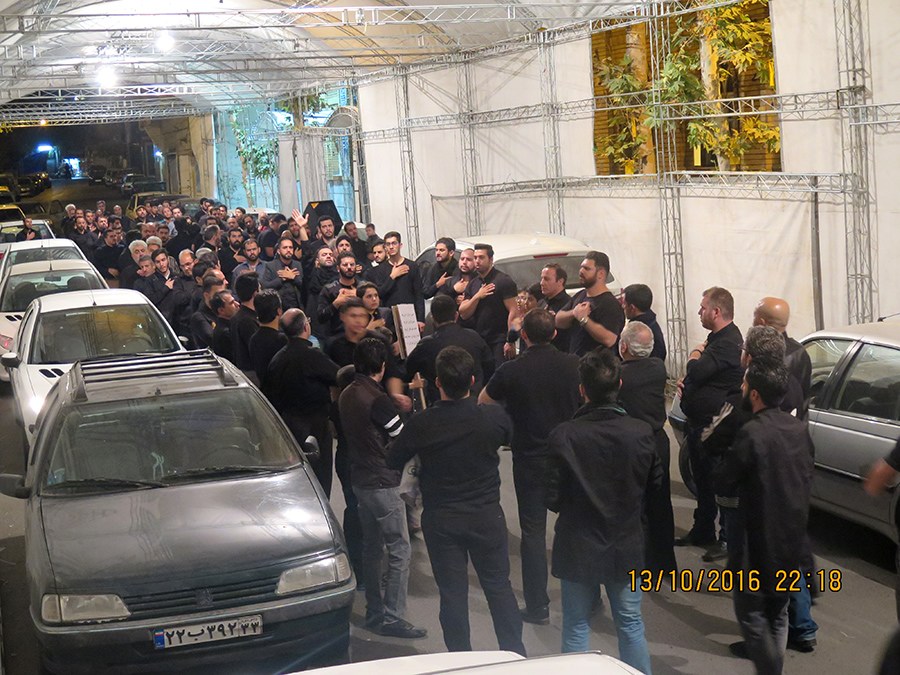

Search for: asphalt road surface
xmin=0 ymin=180 xmax=897 ymax=673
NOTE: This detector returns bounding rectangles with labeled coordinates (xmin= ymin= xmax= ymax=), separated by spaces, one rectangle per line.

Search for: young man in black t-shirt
xmin=554 ymin=251 xmax=624 ymax=356
xmin=458 ymin=243 xmax=517 ymax=365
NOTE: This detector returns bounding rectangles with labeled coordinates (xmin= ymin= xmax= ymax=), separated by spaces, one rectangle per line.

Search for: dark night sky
xmin=0 ymin=122 xmax=150 ymax=171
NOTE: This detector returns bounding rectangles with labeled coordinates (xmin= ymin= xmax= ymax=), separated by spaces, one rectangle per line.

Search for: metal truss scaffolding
xmin=395 ymin=68 xmax=421 ymax=254
xmin=539 ymin=32 xmax=565 ymax=236
xmin=456 ymin=59 xmax=482 ymax=237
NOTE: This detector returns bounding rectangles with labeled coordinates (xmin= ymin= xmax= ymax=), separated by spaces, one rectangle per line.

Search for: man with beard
xmin=344 ymin=221 xmax=369 ymax=264
xmin=554 ymin=251 xmax=625 ymax=357
xmin=219 ymin=227 xmax=247 ymax=280
xmin=318 ymin=252 xmax=360 ymax=339
xmin=70 ymin=215 xmax=99 ymax=260
xmin=623 ymin=284 xmax=667 ymax=362
xmin=190 ymin=273 xmax=226 ymax=350
xmin=119 ymin=239 xmax=149 ymax=290
xmin=458 ymin=244 xmax=517 ymax=364
xmin=210 ymin=289 xmax=240 ymax=362
xmin=94 ymin=228 xmax=124 ymax=285
xmin=539 ymin=263 xmax=571 ymax=352
xmin=370 ymin=231 xmax=425 ymax=323
xmin=263 ymin=237 xmax=304 ymax=309
xmin=423 ymin=237 xmax=459 ymax=300
xmin=231 ymin=238 xmax=266 ymax=285
xmin=306 ymin=246 xmax=339 ymax=337
xmin=364 ymin=240 xmax=387 ymax=279
xmin=442 ymin=247 xmax=476 ymax=305
xmin=151 ymin=248 xmax=191 ymax=332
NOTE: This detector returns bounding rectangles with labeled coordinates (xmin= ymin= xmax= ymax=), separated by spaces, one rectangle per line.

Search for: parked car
xmin=126 ymin=192 xmax=191 ymax=221
xmin=132 ymin=178 xmax=167 ymax=193
xmin=16 ymin=176 xmax=40 ymax=198
xmin=0 ymin=186 xmax=15 ymax=205
xmin=3 ymin=288 xmax=183 ymax=451
xmin=0 ymin=258 xmax=107 ymax=379
xmin=0 ymin=173 xmax=20 ymax=201
xmin=0 ymin=350 xmax=354 ymax=673
xmin=88 ymin=165 xmax=107 ymax=184
xmin=668 ymin=320 xmax=900 ymax=542
xmin=0 ymin=239 xmax=87 ymax=283
xmin=303 ymin=650 xmax=643 ymax=675
xmin=16 ymin=200 xmax=64 ymax=235
xmin=120 ymin=173 xmax=147 ymax=196
xmin=415 ymin=233 xmax=623 ymax=316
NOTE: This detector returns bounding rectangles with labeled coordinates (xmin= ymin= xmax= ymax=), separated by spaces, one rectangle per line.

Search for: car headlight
xmin=275 ymin=553 xmax=352 ymax=596
xmin=0 ymin=334 xmax=13 ymax=351
xmin=41 ymin=594 xmax=131 ymax=624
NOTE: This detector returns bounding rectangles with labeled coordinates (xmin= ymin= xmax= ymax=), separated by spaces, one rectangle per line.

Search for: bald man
xmin=753 ymin=297 xmax=812 ymax=419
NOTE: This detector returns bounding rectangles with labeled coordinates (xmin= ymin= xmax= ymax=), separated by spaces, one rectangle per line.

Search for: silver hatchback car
xmin=0 ymin=351 xmax=354 ymax=673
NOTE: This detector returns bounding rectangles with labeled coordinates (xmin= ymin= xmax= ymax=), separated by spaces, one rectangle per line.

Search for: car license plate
xmin=152 ymin=615 xmax=262 ymax=650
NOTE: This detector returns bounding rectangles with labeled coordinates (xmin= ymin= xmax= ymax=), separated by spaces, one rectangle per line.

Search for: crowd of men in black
xmin=52 ymin=197 xmax=817 ymax=674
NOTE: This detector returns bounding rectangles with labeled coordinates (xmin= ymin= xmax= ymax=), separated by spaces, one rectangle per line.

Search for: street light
xmin=156 ymin=31 xmax=175 ymax=52
xmin=97 ymin=65 xmax=118 ymax=89
xmin=37 ymin=145 xmax=54 ymax=153
xmin=39 ymin=119 xmax=48 ymax=126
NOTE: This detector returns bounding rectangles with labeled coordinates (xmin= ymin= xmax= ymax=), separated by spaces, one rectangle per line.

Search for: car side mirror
xmin=1 ymin=352 xmax=20 ymax=369
xmin=302 ymin=435 xmax=320 ymax=463
xmin=0 ymin=474 xmax=29 ymax=499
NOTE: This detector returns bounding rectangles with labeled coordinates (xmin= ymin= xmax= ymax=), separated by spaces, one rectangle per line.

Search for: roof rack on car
xmin=72 ymin=350 xmax=238 ymax=401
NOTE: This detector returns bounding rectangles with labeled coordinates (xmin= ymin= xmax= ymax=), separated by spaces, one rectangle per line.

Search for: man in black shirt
xmin=262 ymin=236 xmax=304 ymax=310
xmin=230 ymin=273 xmax=260 ymax=378
xmin=618 ymin=321 xmax=675 ymax=574
xmin=406 ymin=294 xmax=494 ymax=404
xmin=440 ymin=247 xmax=475 ymax=304
xmin=389 ymin=346 xmax=524 ymax=655
xmin=343 ymin=221 xmax=369 ymax=265
xmin=423 ymin=237 xmax=459 ymax=300
xmin=318 ymin=252 xmax=360 ymax=339
xmin=459 ymin=243 xmax=517 ymax=364
xmin=555 ymin=251 xmax=625 ymax=356
xmin=190 ymin=273 xmax=225 ymax=349
xmin=479 ymin=309 xmax=581 ymax=624
xmin=248 ymin=290 xmax=287 ymax=388
xmin=210 ymin=290 xmax=239 ymax=362
xmin=372 ymin=231 xmax=425 ymax=322
xmin=219 ymin=226 xmax=246 ymax=280
xmin=623 ymin=283 xmax=667 ymax=362
xmin=753 ymin=297 xmax=812 ymax=418
xmin=538 ymin=262 xmax=571 ymax=352
xmin=94 ymin=228 xmax=124 ymax=284
xmin=265 ymin=308 xmax=339 ymax=496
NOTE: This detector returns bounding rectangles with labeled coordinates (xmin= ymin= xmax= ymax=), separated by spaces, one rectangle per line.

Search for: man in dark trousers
xmin=406 ymin=294 xmax=494 ymax=404
xmin=371 ymin=231 xmax=426 ymax=322
xmin=248 ymin=290 xmax=286 ymax=388
xmin=538 ymin=263 xmax=571 ymax=352
xmin=231 ymin=273 xmax=261 ymax=379
xmin=677 ymin=286 xmax=743 ymax=551
xmin=339 ymin=338 xmax=426 ymax=639
xmin=623 ymin=283 xmax=667 ymax=362
xmin=458 ymin=243 xmax=517 ymax=364
xmin=265 ymin=309 xmax=339 ymax=496
xmin=546 ymin=348 xmax=660 ymax=673
xmin=423 ymin=237 xmax=459 ymax=300
xmin=554 ymin=251 xmax=625 ymax=356
xmin=713 ymin=362 xmax=814 ymax=675
xmin=479 ymin=308 xmax=581 ymax=625
xmin=389 ymin=346 xmax=525 ymax=656
xmin=618 ymin=321 xmax=676 ymax=574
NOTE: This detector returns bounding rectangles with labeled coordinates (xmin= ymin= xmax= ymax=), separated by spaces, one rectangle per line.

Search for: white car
xmin=305 ymin=651 xmax=642 ymax=674
xmin=415 ymin=233 xmax=623 ymax=301
xmin=0 ymin=258 xmax=107 ymax=380
xmin=0 ymin=239 xmax=86 ymax=281
xmin=1 ymin=289 xmax=184 ymax=452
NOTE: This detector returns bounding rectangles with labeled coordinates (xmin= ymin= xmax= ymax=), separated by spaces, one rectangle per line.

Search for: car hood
xmin=41 ymin=470 xmax=336 ymax=589
xmin=0 ymin=312 xmax=22 ymax=341
xmin=18 ymin=362 xmax=70 ymax=427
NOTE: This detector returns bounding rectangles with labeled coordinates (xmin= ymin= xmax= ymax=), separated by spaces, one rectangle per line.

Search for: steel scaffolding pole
xmin=539 ymin=32 xmax=564 ymax=236
xmin=395 ymin=68 xmax=421 ymax=253
xmin=834 ymin=0 xmax=874 ymax=324
xmin=456 ymin=60 xmax=482 ymax=237
xmin=650 ymin=1 xmax=688 ymax=378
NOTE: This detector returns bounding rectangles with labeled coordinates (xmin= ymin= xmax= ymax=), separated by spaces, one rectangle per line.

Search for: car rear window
xmin=1 ymin=269 xmax=105 ymax=311
xmin=30 ymin=305 xmax=179 ymax=364
xmin=7 ymin=247 xmax=81 ymax=267
xmin=43 ymin=389 xmax=301 ymax=489
xmin=494 ymin=255 xmax=598 ymax=290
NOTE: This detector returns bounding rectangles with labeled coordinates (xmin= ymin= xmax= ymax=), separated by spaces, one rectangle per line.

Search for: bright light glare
xmin=38 ymin=120 xmax=48 ymax=126
xmin=154 ymin=150 xmax=163 ymax=158
xmin=97 ymin=66 xmax=118 ymax=89
xmin=37 ymin=144 xmax=53 ymax=152
xmin=156 ymin=31 xmax=175 ymax=52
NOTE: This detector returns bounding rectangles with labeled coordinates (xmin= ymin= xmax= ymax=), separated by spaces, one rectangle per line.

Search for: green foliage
xmin=597 ymin=55 xmax=649 ymax=171
xmin=229 ymin=111 xmax=278 ymax=182
xmin=698 ymin=0 xmax=773 ymax=85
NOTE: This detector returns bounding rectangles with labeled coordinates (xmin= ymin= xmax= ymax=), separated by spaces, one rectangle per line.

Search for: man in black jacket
xmin=546 ymin=348 xmax=660 ymax=673
xmin=265 ymin=308 xmax=339 ymax=496
xmin=406 ymin=294 xmax=493 ymax=404
xmin=753 ymin=297 xmax=812 ymax=418
xmin=210 ymin=290 xmax=239 ymax=362
xmin=538 ymin=263 xmax=571 ymax=352
xmin=677 ymin=286 xmax=744 ymax=550
xmin=318 ymin=252 xmax=360 ymax=339
xmin=479 ymin=308 xmax=581 ymax=625
xmin=713 ymin=362 xmax=814 ymax=675
xmin=423 ymin=237 xmax=459 ymax=300
xmin=618 ymin=321 xmax=675 ymax=575
xmin=248 ymin=290 xmax=286 ymax=388
xmin=623 ymin=283 xmax=667 ymax=362
xmin=230 ymin=273 xmax=260 ymax=378
xmin=262 ymin=237 xmax=304 ymax=310
xmin=371 ymin=231 xmax=425 ymax=322
xmin=389 ymin=346 xmax=525 ymax=656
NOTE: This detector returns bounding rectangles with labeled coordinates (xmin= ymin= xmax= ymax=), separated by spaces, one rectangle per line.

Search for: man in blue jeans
xmin=546 ymin=348 xmax=662 ymax=674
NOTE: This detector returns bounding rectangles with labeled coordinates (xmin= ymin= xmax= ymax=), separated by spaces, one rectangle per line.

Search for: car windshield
xmin=29 ymin=304 xmax=179 ymax=364
xmin=6 ymin=247 xmax=81 ymax=267
xmin=17 ymin=204 xmax=48 ymax=216
xmin=1 ymin=269 xmax=104 ymax=311
xmin=494 ymin=255 xmax=605 ymax=289
xmin=42 ymin=389 xmax=301 ymax=491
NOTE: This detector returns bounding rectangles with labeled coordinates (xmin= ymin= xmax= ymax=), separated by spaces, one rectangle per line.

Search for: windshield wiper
xmin=161 ymin=465 xmax=287 ymax=482
xmin=45 ymin=477 xmax=166 ymax=491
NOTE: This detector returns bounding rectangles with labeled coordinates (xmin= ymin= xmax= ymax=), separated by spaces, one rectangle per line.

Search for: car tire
xmin=678 ymin=435 xmax=697 ymax=497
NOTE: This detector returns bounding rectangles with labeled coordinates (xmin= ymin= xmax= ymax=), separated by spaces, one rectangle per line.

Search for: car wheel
xmin=678 ymin=436 xmax=697 ymax=497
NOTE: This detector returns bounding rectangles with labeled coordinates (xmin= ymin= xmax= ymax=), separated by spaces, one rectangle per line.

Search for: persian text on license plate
xmin=152 ymin=614 xmax=262 ymax=649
